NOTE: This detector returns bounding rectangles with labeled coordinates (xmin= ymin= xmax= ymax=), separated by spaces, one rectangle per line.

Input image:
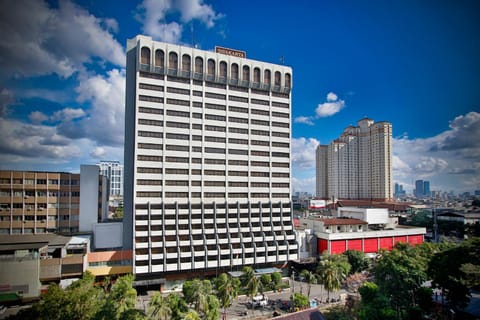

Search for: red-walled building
xmin=299 ymin=208 xmax=426 ymax=256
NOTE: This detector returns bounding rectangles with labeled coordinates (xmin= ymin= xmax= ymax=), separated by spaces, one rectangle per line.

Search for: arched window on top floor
xmin=253 ymin=67 xmax=260 ymax=83
xmin=264 ymin=69 xmax=271 ymax=85
xmin=274 ymin=71 xmax=281 ymax=86
xmin=207 ymin=59 xmax=215 ymax=76
xmin=231 ymin=63 xmax=239 ymax=80
xmin=182 ymin=54 xmax=191 ymax=71
xmin=154 ymin=49 xmax=164 ymax=67
xmin=169 ymin=52 xmax=178 ymax=70
xmin=195 ymin=57 xmax=203 ymax=74
xmin=219 ymin=61 xmax=227 ymax=79
xmin=242 ymin=66 xmax=250 ymax=82
xmin=285 ymin=73 xmax=291 ymax=88
xmin=141 ymin=47 xmax=150 ymax=65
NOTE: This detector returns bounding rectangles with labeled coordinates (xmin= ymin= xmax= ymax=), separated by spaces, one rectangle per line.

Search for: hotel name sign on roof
xmin=215 ymin=46 xmax=246 ymax=58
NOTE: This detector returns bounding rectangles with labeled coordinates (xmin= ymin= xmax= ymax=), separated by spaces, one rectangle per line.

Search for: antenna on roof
xmin=191 ymin=22 xmax=195 ymax=48
xmin=279 ymin=56 xmax=285 ymax=65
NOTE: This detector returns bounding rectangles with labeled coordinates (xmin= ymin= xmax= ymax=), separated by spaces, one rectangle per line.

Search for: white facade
xmin=337 ymin=207 xmax=390 ymax=225
xmin=124 ymin=35 xmax=298 ymax=276
xmin=79 ymin=165 xmax=101 ymax=232
xmin=316 ymin=118 xmax=393 ymax=201
xmin=98 ymin=161 xmax=124 ymax=197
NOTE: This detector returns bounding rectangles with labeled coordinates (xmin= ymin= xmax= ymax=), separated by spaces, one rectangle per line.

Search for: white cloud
xmin=51 ymin=108 xmax=86 ymax=122
xmin=295 ymin=92 xmax=346 ymax=126
xmin=29 ymin=111 xmax=49 ymax=124
xmin=0 ymin=0 xmax=124 ymax=79
xmin=0 ymin=88 xmax=14 ymax=117
xmin=90 ymin=147 xmax=107 ymax=158
xmin=292 ymin=137 xmax=320 ymax=170
xmin=393 ymin=111 xmax=480 ymax=193
xmin=72 ymin=68 xmax=126 ymax=146
xmin=294 ymin=116 xmax=314 ymax=126
xmin=315 ymin=92 xmax=345 ymax=118
xmin=137 ymin=0 xmax=223 ymax=43
xmin=292 ymin=176 xmax=316 ymax=194
xmin=326 ymin=92 xmax=338 ymax=101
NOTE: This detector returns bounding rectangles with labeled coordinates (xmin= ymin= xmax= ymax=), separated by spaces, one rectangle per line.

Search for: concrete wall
xmin=93 ymin=222 xmax=123 ymax=249
xmin=80 ymin=165 xmax=100 ymax=232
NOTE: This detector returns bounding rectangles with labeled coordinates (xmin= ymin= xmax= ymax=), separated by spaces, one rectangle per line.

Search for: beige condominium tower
xmin=316 ymin=118 xmax=393 ymax=202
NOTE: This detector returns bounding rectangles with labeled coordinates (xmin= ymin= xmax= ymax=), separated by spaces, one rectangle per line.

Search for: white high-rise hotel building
xmin=316 ymin=118 xmax=393 ymax=202
xmin=97 ymin=161 xmax=124 ymax=197
xmin=124 ymin=35 xmax=298 ymax=278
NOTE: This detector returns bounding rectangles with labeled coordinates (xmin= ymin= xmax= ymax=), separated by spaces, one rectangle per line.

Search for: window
xmin=251 ymin=108 xmax=269 ymax=115
xmin=205 ymin=103 xmax=226 ymax=111
xmin=140 ymin=72 xmax=164 ymax=80
xmin=137 ymin=155 xmax=162 ymax=162
xmin=228 ymin=127 xmax=248 ymax=134
xmin=205 ymin=92 xmax=226 ymax=100
xmin=228 ymin=149 xmax=248 ymax=155
xmin=155 ymin=49 xmax=164 ymax=67
xmin=272 ymin=121 xmax=289 ymax=128
xmin=167 ymin=87 xmax=189 ymax=95
xmin=219 ymin=61 xmax=227 ymax=78
xmin=139 ymin=119 xmax=163 ymax=126
xmin=251 ymin=139 xmax=269 ymax=146
xmin=205 ymin=147 xmax=225 ymax=154
xmin=251 ymin=150 xmax=269 ymax=157
xmin=195 ymin=57 xmax=203 ymax=74
xmin=205 ymin=114 xmax=226 ymax=122
xmin=229 ymin=95 xmax=248 ymax=103
xmin=285 ymin=73 xmax=291 ymax=88
xmin=165 ymin=133 xmax=189 ymax=140
xmin=166 ymin=98 xmax=189 ymax=106
xmin=274 ymin=71 xmax=281 ymax=86
xmin=251 ymin=129 xmax=269 ymax=136
xmin=228 ymin=160 xmax=248 ymax=166
xmin=141 ymin=47 xmax=150 ymax=64
xmin=205 ymin=136 xmax=226 ymax=143
xmin=166 ymin=121 xmax=189 ymax=129
xmin=138 ymin=131 xmax=162 ymax=138
xmin=166 ymin=109 xmax=189 ymax=117
xmin=242 ymin=66 xmax=250 ymax=82
xmin=139 ymin=83 xmax=164 ymax=92
xmin=138 ymin=167 xmax=162 ymax=174
xmin=205 ymin=125 xmax=226 ymax=132
xmin=264 ymin=69 xmax=271 ymax=85
xmin=228 ymin=138 xmax=248 ymax=145
xmin=272 ymin=101 xmax=289 ymax=108
xmin=207 ymin=59 xmax=215 ymax=76
xmin=182 ymin=54 xmax=191 ymax=71
xmin=169 ymin=52 xmax=178 ymax=69
xmin=165 ymin=168 xmax=188 ymax=175
xmin=139 ymin=95 xmax=163 ymax=103
xmin=272 ymin=111 xmax=289 ymax=118
xmin=205 ymin=158 xmax=226 ymax=165
xmin=166 ymin=145 xmax=189 ymax=151
xmin=253 ymin=67 xmax=260 ymax=83
xmin=251 ymin=119 xmax=269 ymax=126
xmin=231 ymin=63 xmax=239 ymax=80
xmin=138 ymin=143 xmax=163 ymax=150
xmin=137 ymin=179 xmax=162 ymax=185
xmin=139 ymin=106 xmax=163 ymax=115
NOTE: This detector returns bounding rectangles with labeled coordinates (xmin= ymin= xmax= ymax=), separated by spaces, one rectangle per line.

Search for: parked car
xmin=251 ymin=295 xmax=268 ymax=308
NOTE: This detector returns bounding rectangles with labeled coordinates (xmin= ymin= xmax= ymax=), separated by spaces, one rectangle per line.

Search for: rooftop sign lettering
xmin=215 ymin=46 xmax=246 ymax=58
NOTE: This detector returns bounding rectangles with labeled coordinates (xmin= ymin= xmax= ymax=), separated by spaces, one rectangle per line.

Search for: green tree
xmin=292 ymin=292 xmax=309 ymax=310
xmin=317 ymin=253 xmax=349 ymax=301
xmin=260 ymin=274 xmax=272 ymax=291
xmin=183 ymin=310 xmax=200 ymax=320
xmin=95 ymin=274 xmax=138 ymax=320
xmin=344 ymin=250 xmax=369 ymax=274
xmin=182 ymin=279 xmax=219 ymax=320
xmin=373 ymin=243 xmax=428 ymax=318
xmin=271 ymin=272 xmax=282 ymax=290
xmin=428 ymin=237 xmax=480 ymax=310
xmin=215 ymin=273 xmax=239 ymax=320
xmin=300 ymin=269 xmax=317 ymax=298
xmin=241 ymin=266 xmax=262 ymax=300
xmin=357 ymin=282 xmax=395 ymax=320
xmin=166 ymin=293 xmax=189 ymax=320
xmin=148 ymin=292 xmax=172 ymax=320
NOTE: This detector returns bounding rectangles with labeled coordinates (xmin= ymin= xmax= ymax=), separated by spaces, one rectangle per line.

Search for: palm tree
xmin=300 ymin=269 xmax=317 ymax=299
xmin=183 ymin=310 xmax=200 ymax=320
xmin=215 ymin=273 xmax=239 ymax=320
xmin=242 ymin=267 xmax=262 ymax=301
xmin=148 ymin=292 xmax=172 ymax=320
xmin=317 ymin=259 xmax=344 ymax=302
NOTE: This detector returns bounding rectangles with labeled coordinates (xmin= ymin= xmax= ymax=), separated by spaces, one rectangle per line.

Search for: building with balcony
xmin=98 ymin=160 xmax=124 ymax=198
xmin=0 ymin=166 xmax=107 ymax=235
xmin=124 ymin=35 xmax=298 ymax=284
xmin=316 ymin=118 xmax=393 ymax=202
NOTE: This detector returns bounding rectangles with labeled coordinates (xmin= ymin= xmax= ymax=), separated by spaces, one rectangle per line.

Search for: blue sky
xmin=0 ymin=0 xmax=479 ymax=194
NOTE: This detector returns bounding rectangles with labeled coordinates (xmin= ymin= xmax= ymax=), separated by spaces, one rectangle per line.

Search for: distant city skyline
xmin=0 ymin=0 xmax=479 ymax=195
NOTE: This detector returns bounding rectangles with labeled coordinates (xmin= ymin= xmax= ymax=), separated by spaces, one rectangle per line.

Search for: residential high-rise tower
xmin=124 ymin=36 xmax=298 ymax=280
xmin=316 ymin=118 xmax=393 ymax=201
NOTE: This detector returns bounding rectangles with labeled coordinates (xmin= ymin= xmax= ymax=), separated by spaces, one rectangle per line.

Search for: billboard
xmin=309 ymin=200 xmax=326 ymax=209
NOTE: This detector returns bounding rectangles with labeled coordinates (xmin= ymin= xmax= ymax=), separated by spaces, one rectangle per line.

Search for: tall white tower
xmin=124 ymin=35 xmax=298 ymax=279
